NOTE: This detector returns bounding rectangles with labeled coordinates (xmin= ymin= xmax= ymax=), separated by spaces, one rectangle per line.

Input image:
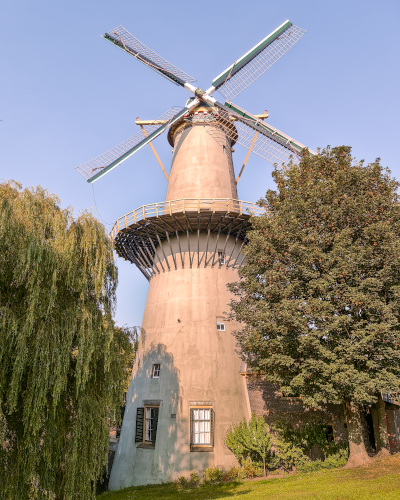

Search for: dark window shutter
xmin=190 ymin=408 xmax=194 ymax=445
xmin=135 ymin=408 xmax=144 ymax=443
xmin=210 ymin=409 xmax=215 ymax=447
xmin=151 ymin=407 xmax=159 ymax=444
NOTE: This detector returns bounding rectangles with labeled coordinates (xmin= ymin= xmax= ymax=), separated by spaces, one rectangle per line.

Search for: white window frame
xmin=192 ymin=408 xmax=212 ymax=445
xmin=216 ymin=322 xmax=225 ymax=331
xmin=144 ymin=407 xmax=153 ymax=442
xmin=218 ymin=251 xmax=225 ymax=265
xmin=152 ymin=364 xmax=160 ymax=378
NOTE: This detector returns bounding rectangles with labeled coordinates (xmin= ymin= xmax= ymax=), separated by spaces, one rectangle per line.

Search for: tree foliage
xmin=229 ymin=147 xmax=400 ymax=464
xmin=273 ymin=420 xmax=347 ymax=459
xmin=0 ymin=182 xmax=133 ymax=499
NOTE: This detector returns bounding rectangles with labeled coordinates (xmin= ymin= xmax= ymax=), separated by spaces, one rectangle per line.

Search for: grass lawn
xmin=99 ymin=454 xmax=400 ymax=499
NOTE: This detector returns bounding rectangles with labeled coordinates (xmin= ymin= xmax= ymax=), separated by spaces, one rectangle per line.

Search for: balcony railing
xmin=110 ymin=198 xmax=266 ymax=239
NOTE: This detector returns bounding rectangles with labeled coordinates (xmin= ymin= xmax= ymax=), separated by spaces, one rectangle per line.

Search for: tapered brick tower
xmin=108 ymin=105 xmax=264 ymax=488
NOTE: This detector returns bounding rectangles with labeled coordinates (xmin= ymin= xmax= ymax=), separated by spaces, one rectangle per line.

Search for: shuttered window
xmin=135 ymin=407 xmax=159 ymax=444
xmin=150 ymin=407 xmax=159 ymax=444
xmin=135 ymin=408 xmax=144 ymax=443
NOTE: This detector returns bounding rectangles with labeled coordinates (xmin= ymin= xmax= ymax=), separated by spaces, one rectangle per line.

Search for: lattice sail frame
xmin=76 ymin=107 xmax=183 ymax=181
xmin=104 ymin=26 xmax=196 ymax=86
xmin=206 ymin=108 xmax=301 ymax=166
xmin=215 ymin=25 xmax=306 ymax=101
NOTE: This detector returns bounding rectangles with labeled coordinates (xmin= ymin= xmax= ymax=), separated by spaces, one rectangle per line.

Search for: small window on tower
xmin=216 ymin=322 xmax=225 ymax=331
xmin=218 ymin=251 xmax=225 ymax=265
xmin=152 ymin=364 xmax=160 ymax=378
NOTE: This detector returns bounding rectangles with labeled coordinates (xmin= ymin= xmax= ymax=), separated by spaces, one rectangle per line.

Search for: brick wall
xmin=245 ymin=375 xmax=348 ymax=445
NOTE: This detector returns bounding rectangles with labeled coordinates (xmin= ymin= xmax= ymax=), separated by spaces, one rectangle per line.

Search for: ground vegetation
xmin=97 ymin=454 xmax=400 ymax=499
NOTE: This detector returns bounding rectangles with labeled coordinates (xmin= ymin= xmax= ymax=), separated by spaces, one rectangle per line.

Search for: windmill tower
xmin=76 ymin=20 xmax=315 ymax=489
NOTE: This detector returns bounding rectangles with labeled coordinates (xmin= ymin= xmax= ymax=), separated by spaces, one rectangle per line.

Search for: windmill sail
xmin=104 ymin=26 xmax=196 ymax=87
xmin=208 ymin=100 xmax=315 ymax=165
xmin=211 ymin=21 xmax=306 ymax=101
xmin=76 ymin=107 xmax=185 ymax=183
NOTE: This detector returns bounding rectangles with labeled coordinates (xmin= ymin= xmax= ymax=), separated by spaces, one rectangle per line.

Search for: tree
xmin=225 ymin=414 xmax=275 ymax=476
xmin=0 ymin=182 xmax=133 ymax=499
xmin=229 ymin=147 xmax=400 ymax=466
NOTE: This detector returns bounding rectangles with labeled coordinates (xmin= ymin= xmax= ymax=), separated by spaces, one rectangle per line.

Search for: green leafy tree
xmin=229 ymin=147 xmax=400 ymax=466
xmin=0 ymin=182 xmax=133 ymax=499
xmin=274 ymin=420 xmax=348 ymax=460
xmin=225 ymin=414 xmax=276 ymax=476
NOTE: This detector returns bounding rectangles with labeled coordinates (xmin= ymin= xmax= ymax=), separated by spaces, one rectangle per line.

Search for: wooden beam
xmin=154 ymin=226 xmax=170 ymax=272
xmin=139 ymin=123 xmax=169 ymax=181
xmin=233 ymin=238 xmax=247 ymax=268
xmin=136 ymin=120 xmax=167 ymax=125
xmin=236 ymin=111 xmax=268 ymax=185
xmin=186 ymin=219 xmax=193 ymax=268
xmin=174 ymin=220 xmax=185 ymax=269
xmin=163 ymin=224 xmax=177 ymax=270
xmin=145 ymin=227 xmax=165 ymax=273
xmin=200 ymin=217 xmax=211 ymax=267
xmin=227 ymin=220 xmax=245 ymax=267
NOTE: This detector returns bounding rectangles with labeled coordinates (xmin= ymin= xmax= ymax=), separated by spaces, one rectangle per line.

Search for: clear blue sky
xmin=1 ymin=0 xmax=399 ymax=328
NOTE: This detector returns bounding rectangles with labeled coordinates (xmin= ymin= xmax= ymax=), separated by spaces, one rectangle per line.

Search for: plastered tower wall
xmin=109 ymin=119 xmax=250 ymax=489
xmin=166 ymin=123 xmax=238 ymax=201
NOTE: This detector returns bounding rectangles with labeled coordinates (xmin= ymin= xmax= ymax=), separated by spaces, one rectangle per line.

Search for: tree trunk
xmin=344 ymin=399 xmax=372 ymax=467
xmin=376 ymin=393 xmax=389 ymax=452
xmin=263 ymin=456 xmax=266 ymax=477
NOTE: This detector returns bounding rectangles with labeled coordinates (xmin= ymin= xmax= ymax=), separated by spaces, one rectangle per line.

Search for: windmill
xmin=75 ymin=20 xmax=314 ymax=489
xmin=76 ymin=20 xmax=314 ymax=184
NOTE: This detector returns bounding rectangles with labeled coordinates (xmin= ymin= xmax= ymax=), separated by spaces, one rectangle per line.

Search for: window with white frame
xmin=145 ymin=407 xmax=153 ymax=441
xmin=216 ymin=322 xmax=225 ymax=331
xmin=192 ymin=408 xmax=212 ymax=445
xmin=152 ymin=364 xmax=160 ymax=378
xmin=218 ymin=251 xmax=225 ymax=265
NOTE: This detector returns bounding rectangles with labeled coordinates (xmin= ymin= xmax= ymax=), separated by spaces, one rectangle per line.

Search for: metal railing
xmin=110 ymin=198 xmax=266 ymax=239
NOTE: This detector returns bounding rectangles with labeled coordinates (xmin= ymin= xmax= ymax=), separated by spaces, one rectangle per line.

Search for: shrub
xmin=176 ymin=471 xmax=200 ymax=489
xmin=225 ymin=414 xmax=277 ymax=475
xmin=274 ymin=440 xmax=309 ymax=471
xmin=203 ymin=467 xmax=227 ymax=484
xmin=225 ymin=466 xmax=246 ymax=481
xmin=225 ymin=420 xmax=251 ymax=464
xmin=240 ymin=458 xmax=264 ymax=478
xmin=298 ymin=449 xmax=348 ymax=472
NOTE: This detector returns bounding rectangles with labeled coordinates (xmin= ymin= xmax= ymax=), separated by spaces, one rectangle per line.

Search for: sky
xmin=1 ymin=0 xmax=399 ymax=328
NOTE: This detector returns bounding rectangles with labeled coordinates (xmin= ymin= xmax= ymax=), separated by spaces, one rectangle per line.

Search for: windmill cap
xmin=167 ymin=101 xmax=237 ymax=147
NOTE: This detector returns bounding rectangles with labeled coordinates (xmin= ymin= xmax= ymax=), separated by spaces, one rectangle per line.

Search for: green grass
xmin=99 ymin=455 xmax=400 ymax=500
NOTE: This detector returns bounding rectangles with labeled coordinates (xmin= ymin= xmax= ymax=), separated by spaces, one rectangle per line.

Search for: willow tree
xmin=0 ymin=181 xmax=133 ymax=499
xmin=229 ymin=147 xmax=400 ymax=467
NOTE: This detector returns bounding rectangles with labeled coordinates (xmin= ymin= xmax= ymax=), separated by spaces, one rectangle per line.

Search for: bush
xmin=203 ymin=467 xmax=227 ymax=484
xmin=176 ymin=471 xmax=200 ymax=489
xmin=274 ymin=440 xmax=309 ymax=471
xmin=240 ymin=458 xmax=264 ymax=478
xmin=298 ymin=449 xmax=348 ymax=472
xmin=225 ymin=414 xmax=277 ymax=475
xmin=225 ymin=466 xmax=246 ymax=481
